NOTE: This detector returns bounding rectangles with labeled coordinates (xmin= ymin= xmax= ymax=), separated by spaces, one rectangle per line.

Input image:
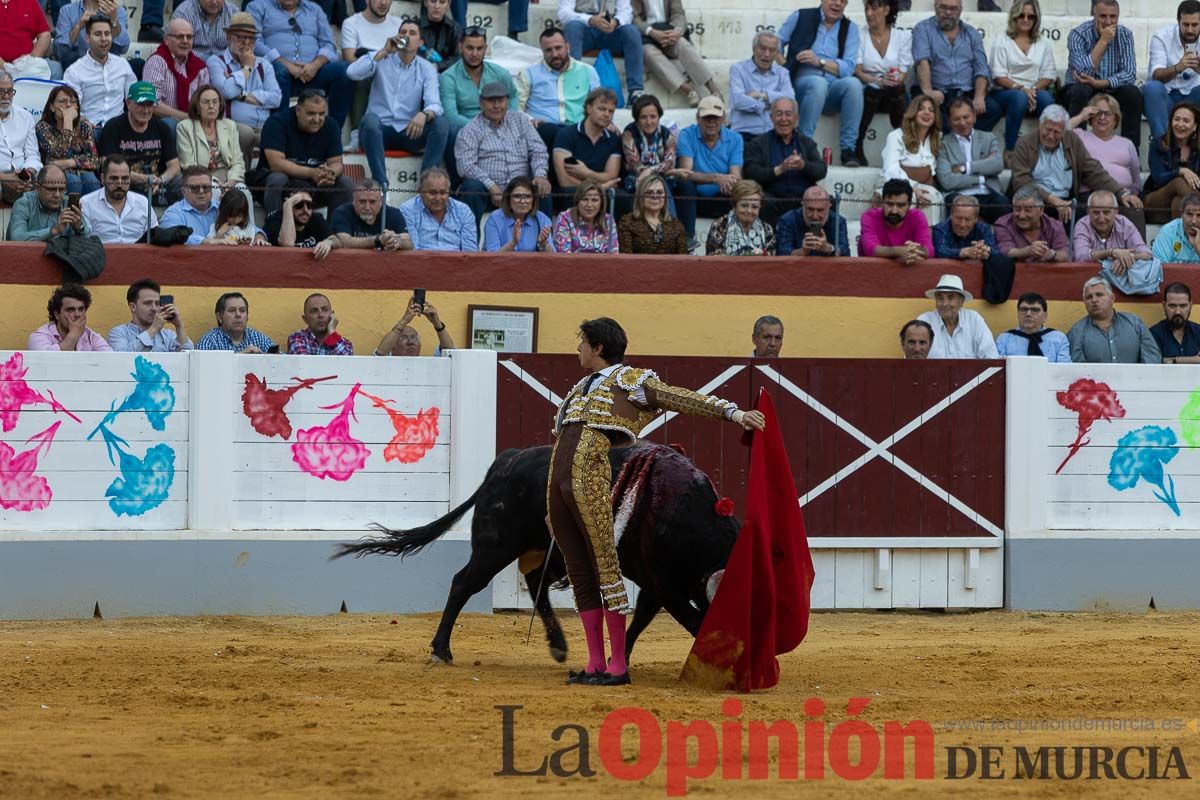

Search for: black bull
xmin=331 ymin=441 xmax=739 ymax=665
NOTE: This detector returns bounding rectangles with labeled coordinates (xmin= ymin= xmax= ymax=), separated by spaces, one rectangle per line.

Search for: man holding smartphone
xmin=373 ymin=292 xmax=457 ymax=357
xmin=6 ymin=165 xmax=88 ymax=242
xmin=775 ymin=185 xmax=848 ymax=256
xmin=107 ymin=278 xmax=194 ymax=352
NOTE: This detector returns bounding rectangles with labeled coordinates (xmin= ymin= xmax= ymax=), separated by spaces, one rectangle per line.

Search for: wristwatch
xmin=818 ymin=58 xmax=827 ymax=69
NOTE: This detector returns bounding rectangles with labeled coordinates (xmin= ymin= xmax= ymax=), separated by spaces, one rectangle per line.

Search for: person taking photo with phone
xmin=107 ymin=278 xmax=193 ymax=352
xmin=6 ymin=165 xmax=89 ymax=242
xmin=374 ymin=293 xmax=456 ymax=356
xmin=776 ymin=184 xmax=849 ymax=256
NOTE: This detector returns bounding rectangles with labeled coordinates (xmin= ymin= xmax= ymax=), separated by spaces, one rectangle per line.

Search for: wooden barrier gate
xmin=492 ymin=356 xmax=1006 ymax=610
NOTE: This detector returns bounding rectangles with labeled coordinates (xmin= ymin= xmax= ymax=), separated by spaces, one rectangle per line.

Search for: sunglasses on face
xmin=294 ymin=200 xmax=313 ymax=209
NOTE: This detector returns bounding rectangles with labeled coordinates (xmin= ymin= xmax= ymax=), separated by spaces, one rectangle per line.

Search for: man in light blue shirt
xmin=779 ymin=0 xmax=864 ymax=166
xmin=159 ymin=166 xmax=219 ymax=245
xmin=1153 ymin=193 xmax=1200 ymax=263
xmin=517 ymin=27 xmax=601 ymax=150
xmin=399 ymin=167 xmax=478 ymax=251
xmin=911 ymin=0 xmax=1000 ymax=130
xmin=728 ymin=31 xmax=796 ymax=142
xmin=674 ymin=96 xmax=744 ymax=241
xmin=348 ymin=17 xmax=449 ymax=183
xmin=248 ymin=0 xmax=352 ymax=128
xmin=995 ymin=292 xmax=1071 ymax=362
xmin=107 ymin=278 xmax=194 ymax=353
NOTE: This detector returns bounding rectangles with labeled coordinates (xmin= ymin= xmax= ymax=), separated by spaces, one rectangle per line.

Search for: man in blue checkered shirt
xmin=1062 ymin=0 xmax=1143 ymax=147
xmin=197 ymin=291 xmax=277 ymax=353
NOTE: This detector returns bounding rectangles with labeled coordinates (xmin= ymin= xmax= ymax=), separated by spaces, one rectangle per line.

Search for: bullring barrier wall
xmin=0 ymin=348 xmax=497 ymax=619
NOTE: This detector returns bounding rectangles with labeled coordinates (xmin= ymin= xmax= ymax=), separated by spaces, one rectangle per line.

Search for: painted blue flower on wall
xmin=98 ymin=356 xmax=176 ymax=431
xmin=92 ymin=424 xmax=175 ymax=516
xmin=87 ymin=357 xmax=177 ymax=516
xmin=1107 ymin=426 xmax=1181 ymax=516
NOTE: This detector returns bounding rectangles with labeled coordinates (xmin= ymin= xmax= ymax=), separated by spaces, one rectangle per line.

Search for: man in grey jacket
xmin=936 ymin=97 xmax=1009 ymax=223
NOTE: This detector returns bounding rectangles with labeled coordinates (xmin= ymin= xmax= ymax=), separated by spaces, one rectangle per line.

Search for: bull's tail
xmin=329 ymin=489 xmax=480 ymax=561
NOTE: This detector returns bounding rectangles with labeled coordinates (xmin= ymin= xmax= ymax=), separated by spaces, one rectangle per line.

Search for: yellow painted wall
xmin=0 ymin=284 xmax=1169 ymax=358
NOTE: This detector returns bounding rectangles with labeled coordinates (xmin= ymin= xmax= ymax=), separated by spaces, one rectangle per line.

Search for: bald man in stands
xmin=374 ymin=298 xmax=456 ymax=356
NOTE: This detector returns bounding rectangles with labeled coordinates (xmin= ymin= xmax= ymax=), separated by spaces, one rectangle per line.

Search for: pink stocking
xmin=603 ymin=610 xmax=628 ymax=676
xmin=580 ymin=609 xmax=607 ymax=674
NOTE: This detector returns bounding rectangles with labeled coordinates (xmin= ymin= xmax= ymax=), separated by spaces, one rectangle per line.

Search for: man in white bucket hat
xmin=917 ymin=273 xmax=999 ymax=359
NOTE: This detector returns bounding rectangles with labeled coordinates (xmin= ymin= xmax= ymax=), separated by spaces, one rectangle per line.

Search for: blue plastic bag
xmin=593 ymin=49 xmax=624 ymax=109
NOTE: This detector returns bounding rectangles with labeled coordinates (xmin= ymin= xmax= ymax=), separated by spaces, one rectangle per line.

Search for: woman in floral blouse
xmin=551 ymin=180 xmax=619 ymax=254
xmin=36 ymin=85 xmax=99 ymax=195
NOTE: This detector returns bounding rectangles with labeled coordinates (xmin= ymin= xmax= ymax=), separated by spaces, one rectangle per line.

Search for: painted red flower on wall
xmin=242 ymin=374 xmax=337 ymax=439
xmin=358 ymin=390 xmax=440 ymax=464
xmin=291 ymin=384 xmax=371 ymax=481
xmin=0 ymin=352 xmax=81 ymax=431
xmin=1055 ymin=378 xmax=1126 ymax=474
xmin=0 ymin=422 xmax=61 ymax=512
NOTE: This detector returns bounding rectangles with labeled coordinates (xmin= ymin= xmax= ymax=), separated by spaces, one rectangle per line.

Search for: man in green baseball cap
xmin=96 ymin=81 xmax=182 ymax=203
xmin=127 ymin=81 xmax=158 ymax=104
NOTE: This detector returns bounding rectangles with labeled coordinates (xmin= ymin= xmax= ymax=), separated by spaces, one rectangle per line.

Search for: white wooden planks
xmin=0 ymin=351 xmax=189 ymax=532
xmin=229 ymin=356 xmax=456 ymax=531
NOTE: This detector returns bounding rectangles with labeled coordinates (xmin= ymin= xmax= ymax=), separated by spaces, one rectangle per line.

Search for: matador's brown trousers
xmin=546 ymin=424 xmax=630 ymax=614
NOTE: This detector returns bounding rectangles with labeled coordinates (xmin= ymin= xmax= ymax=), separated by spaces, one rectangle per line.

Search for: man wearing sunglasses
xmin=248 ymin=0 xmax=352 ymax=129
xmin=265 ymin=188 xmax=335 ymax=257
xmin=349 ymin=17 xmax=449 ymax=181
xmin=160 ymin=165 xmax=220 ymax=245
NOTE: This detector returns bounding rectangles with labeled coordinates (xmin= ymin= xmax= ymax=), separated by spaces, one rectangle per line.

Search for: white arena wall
xmin=0 ymin=349 xmax=496 ymax=619
xmin=3 ymin=350 xmax=1200 ymax=617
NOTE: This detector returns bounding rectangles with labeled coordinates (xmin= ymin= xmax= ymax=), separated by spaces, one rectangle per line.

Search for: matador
xmin=547 ymin=317 xmax=765 ymax=686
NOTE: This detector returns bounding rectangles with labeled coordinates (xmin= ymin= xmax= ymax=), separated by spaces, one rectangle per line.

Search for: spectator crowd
xmin=5 ymin=0 xmax=1200 ymax=364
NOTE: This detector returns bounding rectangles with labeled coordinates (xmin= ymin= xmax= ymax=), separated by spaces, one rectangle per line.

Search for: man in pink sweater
xmin=858 ymin=178 xmax=934 ymax=265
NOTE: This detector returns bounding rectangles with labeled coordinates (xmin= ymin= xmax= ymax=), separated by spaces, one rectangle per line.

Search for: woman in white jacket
xmin=876 ymin=95 xmax=943 ymax=223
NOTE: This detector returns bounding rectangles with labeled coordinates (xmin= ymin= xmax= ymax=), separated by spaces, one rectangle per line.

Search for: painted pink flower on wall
xmin=359 ymin=390 xmax=441 ymax=464
xmin=291 ymin=384 xmax=371 ymax=481
xmin=242 ymin=374 xmax=337 ymax=439
xmin=1056 ymin=378 xmax=1126 ymax=474
xmin=0 ymin=352 xmax=82 ymax=432
xmin=0 ymin=422 xmax=61 ymax=512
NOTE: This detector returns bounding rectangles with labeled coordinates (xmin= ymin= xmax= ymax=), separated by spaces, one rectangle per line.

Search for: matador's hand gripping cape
xmin=549 ymin=366 xmax=739 ymax=613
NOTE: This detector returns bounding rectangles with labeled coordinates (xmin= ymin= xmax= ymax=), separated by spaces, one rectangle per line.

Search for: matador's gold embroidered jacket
xmin=553 ymin=365 xmax=739 ymax=443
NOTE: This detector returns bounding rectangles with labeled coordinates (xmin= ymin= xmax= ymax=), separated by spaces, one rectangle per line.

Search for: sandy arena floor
xmin=1 ymin=609 xmax=1198 ymax=798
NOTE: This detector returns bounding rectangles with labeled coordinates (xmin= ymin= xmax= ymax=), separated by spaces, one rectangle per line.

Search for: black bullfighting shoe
xmin=566 ymin=669 xmax=604 ymax=685
xmin=592 ymin=671 xmax=632 ymax=686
